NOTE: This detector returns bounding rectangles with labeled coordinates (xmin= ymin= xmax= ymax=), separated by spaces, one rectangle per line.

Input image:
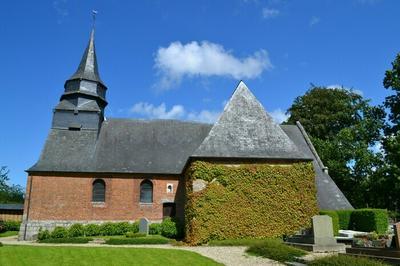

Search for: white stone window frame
xmin=166 ymin=183 xmax=173 ymax=193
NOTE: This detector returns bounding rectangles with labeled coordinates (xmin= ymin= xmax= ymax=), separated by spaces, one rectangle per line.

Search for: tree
xmin=380 ymin=53 xmax=400 ymax=211
xmin=286 ymin=86 xmax=385 ymax=208
xmin=0 ymin=166 xmax=24 ymax=203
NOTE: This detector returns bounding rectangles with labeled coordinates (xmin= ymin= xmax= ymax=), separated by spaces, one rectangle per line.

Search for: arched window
xmin=92 ymin=179 xmax=105 ymax=202
xmin=140 ymin=180 xmax=153 ymax=203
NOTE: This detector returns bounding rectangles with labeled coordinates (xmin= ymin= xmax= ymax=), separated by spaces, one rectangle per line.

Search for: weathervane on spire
xmin=92 ymin=10 xmax=98 ymax=29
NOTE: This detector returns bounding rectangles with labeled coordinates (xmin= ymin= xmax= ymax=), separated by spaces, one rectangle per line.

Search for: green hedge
xmin=185 ymin=161 xmax=318 ymax=245
xmin=319 ymin=210 xmax=339 ymax=236
xmin=351 ymin=209 xmax=388 ymax=234
xmin=336 ymin=210 xmax=353 ymax=230
xmin=3 ymin=221 xmax=21 ymax=231
xmin=105 ymin=236 xmax=169 ymax=245
xmin=38 ymin=237 xmax=93 ymax=244
xmin=246 ymin=238 xmax=307 ymax=262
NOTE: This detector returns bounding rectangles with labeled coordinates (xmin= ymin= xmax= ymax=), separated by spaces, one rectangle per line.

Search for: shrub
xmin=336 ymin=210 xmax=353 ymax=230
xmin=0 ymin=220 xmax=5 ymax=233
xmin=125 ymin=232 xmax=147 ymax=238
xmin=149 ymin=223 xmax=161 ymax=235
xmin=351 ymin=209 xmax=388 ymax=234
xmin=319 ymin=210 xmax=339 ymax=236
xmin=209 ymin=238 xmax=268 ymax=246
xmin=100 ymin=222 xmax=117 ymax=236
xmin=4 ymin=220 xmax=21 ymax=231
xmin=37 ymin=229 xmax=51 ymax=240
xmin=50 ymin=227 xmax=68 ymax=239
xmin=113 ymin=222 xmax=131 ymax=235
xmin=83 ymin=224 xmax=101 ymax=236
xmin=129 ymin=222 xmax=139 ymax=233
xmin=246 ymin=238 xmax=306 ymax=262
xmin=185 ymin=161 xmax=318 ymax=245
xmin=308 ymin=255 xmax=389 ymax=266
xmin=161 ymin=218 xmax=181 ymax=239
xmin=105 ymin=236 xmax=169 ymax=245
xmin=68 ymin=224 xmax=84 ymax=237
xmin=38 ymin=237 xmax=93 ymax=244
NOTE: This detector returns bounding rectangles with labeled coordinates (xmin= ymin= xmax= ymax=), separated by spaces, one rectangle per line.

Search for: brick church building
xmin=19 ymin=29 xmax=352 ymax=240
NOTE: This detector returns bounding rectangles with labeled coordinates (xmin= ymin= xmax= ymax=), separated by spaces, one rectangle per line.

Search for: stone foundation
xmin=18 ymin=219 xmax=162 ymax=241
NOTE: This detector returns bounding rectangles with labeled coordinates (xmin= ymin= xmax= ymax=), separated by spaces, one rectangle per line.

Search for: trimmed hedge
xmin=161 ymin=218 xmax=181 ymax=239
xmin=0 ymin=221 xmax=5 ymax=233
xmin=68 ymin=224 xmax=84 ymax=237
xmin=105 ymin=236 xmax=169 ymax=245
xmin=246 ymin=238 xmax=307 ymax=262
xmin=336 ymin=210 xmax=353 ymax=230
xmin=185 ymin=161 xmax=318 ymax=245
xmin=351 ymin=209 xmax=388 ymax=234
xmin=149 ymin=223 xmax=161 ymax=235
xmin=319 ymin=210 xmax=339 ymax=236
xmin=38 ymin=237 xmax=93 ymax=244
xmin=3 ymin=220 xmax=21 ymax=231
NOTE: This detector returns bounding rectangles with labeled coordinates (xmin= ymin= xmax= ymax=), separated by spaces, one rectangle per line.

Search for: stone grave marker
xmin=139 ymin=217 xmax=149 ymax=235
xmin=393 ymin=222 xmax=400 ymax=249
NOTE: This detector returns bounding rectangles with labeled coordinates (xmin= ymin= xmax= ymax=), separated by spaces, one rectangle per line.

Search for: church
xmin=19 ymin=29 xmax=352 ymax=240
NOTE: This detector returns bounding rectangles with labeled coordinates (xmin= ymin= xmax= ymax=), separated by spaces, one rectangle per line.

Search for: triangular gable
xmin=193 ymin=81 xmax=310 ymax=160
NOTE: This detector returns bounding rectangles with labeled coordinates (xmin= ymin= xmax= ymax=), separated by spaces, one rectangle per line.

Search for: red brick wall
xmin=24 ymin=174 xmax=184 ymax=222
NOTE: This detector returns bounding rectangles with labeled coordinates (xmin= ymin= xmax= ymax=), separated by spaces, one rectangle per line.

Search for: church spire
xmin=67 ymin=28 xmax=104 ymax=86
xmin=53 ymin=20 xmax=108 ymax=131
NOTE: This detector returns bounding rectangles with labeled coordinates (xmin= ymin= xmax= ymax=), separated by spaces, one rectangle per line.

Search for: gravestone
xmin=139 ymin=218 xmax=149 ymax=235
xmin=393 ymin=223 xmax=400 ymax=249
xmin=312 ymin=215 xmax=337 ymax=246
xmin=286 ymin=215 xmax=345 ymax=252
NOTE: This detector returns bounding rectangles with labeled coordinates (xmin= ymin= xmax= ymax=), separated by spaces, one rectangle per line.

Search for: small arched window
xmin=140 ymin=179 xmax=153 ymax=203
xmin=92 ymin=179 xmax=105 ymax=202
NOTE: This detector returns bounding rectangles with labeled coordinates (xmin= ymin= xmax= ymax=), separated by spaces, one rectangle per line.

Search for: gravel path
xmin=0 ymin=236 xmax=282 ymax=266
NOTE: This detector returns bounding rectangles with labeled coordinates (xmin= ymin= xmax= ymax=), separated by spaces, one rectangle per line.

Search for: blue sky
xmin=1 ymin=0 xmax=399 ymax=187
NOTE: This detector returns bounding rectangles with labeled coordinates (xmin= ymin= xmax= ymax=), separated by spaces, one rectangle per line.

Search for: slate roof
xmin=193 ymin=82 xmax=311 ymax=160
xmin=67 ymin=29 xmax=105 ymax=86
xmin=29 ymin=119 xmax=212 ymax=174
xmin=0 ymin=204 xmax=24 ymax=211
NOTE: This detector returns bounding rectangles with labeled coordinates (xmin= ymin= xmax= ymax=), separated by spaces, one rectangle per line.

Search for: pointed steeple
xmin=52 ymin=26 xmax=108 ymax=131
xmin=68 ymin=29 xmax=104 ymax=85
xmin=193 ymin=81 xmax=310 ymax=160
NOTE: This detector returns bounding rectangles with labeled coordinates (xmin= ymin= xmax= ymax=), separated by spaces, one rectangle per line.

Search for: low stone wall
xmin=18 ymin=219 xmax=163 ymax=241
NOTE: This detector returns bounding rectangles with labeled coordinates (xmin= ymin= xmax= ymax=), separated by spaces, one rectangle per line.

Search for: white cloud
xmin=154 ymin=41 xmax=272 ymax=89
xmin=309 ymin=16 xmax=320 ymax=26
xmin=129 ymin=102 xmax=288 ymax=125
xmin=269 ymin=108 xmax=289 ymax=124
xmin=327 ymin=84 xmax=363 ymax=96
xmin=130 ymin=102 xmax=185 ymax=119
xmin=262 ymin=8 xmax=280 ymax=19
xmin=129 ymin=102 xmax=220 ymax=123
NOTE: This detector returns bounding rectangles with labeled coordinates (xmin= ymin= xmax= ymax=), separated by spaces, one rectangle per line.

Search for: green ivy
xmin=185 ymin=161 xmax=318 ymax=245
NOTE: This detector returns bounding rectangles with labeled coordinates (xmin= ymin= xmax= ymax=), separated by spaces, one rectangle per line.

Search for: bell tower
xmin=51 ymin=28 xmax=107 ymax=131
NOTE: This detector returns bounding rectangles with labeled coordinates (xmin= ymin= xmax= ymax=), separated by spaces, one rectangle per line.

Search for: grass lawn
xmin=0 ymin=245 xmax=222 ymax=266
xmin=0 ymin=231 xmax=18 ymax=238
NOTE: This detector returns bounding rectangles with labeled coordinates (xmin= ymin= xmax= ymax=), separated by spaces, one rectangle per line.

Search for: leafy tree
xmin=286 ymin=86 xmax=385 ymax=208
xmin=0 ymin=166 xmax=24 ymax=203
xmin=380 ymin=53 xmax=400 ymax=211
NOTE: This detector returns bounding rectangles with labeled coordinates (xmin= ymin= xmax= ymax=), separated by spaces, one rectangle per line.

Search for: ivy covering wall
xmin=184 ymin=161 xmax=318 ymax=245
